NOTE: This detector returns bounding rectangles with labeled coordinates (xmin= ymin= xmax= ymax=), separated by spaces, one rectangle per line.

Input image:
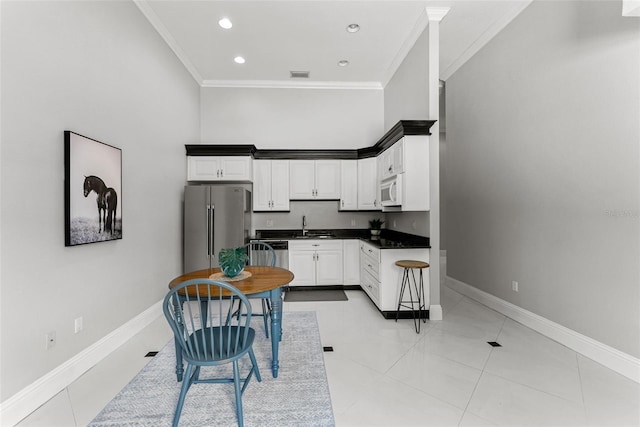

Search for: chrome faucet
xmin=302 ymin=215 xmax=308 ymax=236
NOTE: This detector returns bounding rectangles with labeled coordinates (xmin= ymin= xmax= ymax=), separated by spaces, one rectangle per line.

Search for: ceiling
xmin=134 ymin=0 xmax=533 ymax=89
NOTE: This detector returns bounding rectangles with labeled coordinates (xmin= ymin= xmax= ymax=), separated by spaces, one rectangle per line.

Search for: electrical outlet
xmin=46 ymin=331 xmax=56 ymax=350
xmin=351 ymin=219 xmax=356 ymax=226
xmin=74 ymin=317 xmax=83 ymax=334
xmin=412 ymin=221 xmax=417 ymax=230
xmin=393 ymin=220 xmax=397 ymax=227
xmin=512 ymin=281 xmax=519 ymax=292
xmin=266 ymin=219 xmax=274 ymax=227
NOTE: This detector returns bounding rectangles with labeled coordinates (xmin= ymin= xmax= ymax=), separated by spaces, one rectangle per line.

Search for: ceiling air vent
xmin=290 ymin=70 xmax=310 ymax=79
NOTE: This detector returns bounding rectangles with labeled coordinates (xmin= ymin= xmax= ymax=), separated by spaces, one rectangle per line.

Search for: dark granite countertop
xmin=253 ymin=228 xmax=430 ymax=249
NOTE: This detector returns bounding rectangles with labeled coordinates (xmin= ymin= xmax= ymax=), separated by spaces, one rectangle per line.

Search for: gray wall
xmin=200 ymin=86 xmax=384 ymax=149
xmin=383 ymin=25 xmax=430 ymax=133
xmin=253 ymin=201 xmax=380 ymax=231
xmin=383 ymin=25 xmax=431 ymax=237
xmin=0 ymin=1 xmax=200 ymax=399
xmin=445 ymin=0 xmax=639 ymax=357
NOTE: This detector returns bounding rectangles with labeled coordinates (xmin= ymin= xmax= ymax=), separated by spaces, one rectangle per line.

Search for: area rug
xmin=284 ymin=289 xmax=348 ymax=302
xmin=89 ymin=311 xmax=334 ymax=427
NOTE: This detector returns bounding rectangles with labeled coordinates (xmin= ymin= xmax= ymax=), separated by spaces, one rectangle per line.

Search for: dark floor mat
xmin=284 ymin=289 xmax=348 ymax=302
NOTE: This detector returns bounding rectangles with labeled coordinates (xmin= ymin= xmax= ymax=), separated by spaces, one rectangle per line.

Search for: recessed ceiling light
xmin=338 ymin=60 xmax=349 ymax=67
xmin=218 ymin=18 xmax=233 ymax=29
xmin=234 ymin=56 xmax=246 ymax=64
xmin=346 ymin=24 xmax=360 ymax=33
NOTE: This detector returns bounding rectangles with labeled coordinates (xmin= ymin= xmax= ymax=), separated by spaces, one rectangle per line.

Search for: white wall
xmin=446 ymin=0 xmax=640 ymax=358
xmin=0 ymin=0 xmax=200 ymax=400
xmin=200 ymin=87 xmax=384 ymax=149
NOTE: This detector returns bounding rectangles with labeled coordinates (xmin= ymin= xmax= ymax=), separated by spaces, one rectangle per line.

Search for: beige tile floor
xmin=16 ymin=270 xmax=640 ymax=426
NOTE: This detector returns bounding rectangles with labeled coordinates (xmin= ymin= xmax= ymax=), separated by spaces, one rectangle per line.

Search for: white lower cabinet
xmin=360 ymin=241 xmax=430 ymax=312
xmin=288 ymin=240 xmax=344 ymax=286
xmin=342 ymin=240 xmax=360 ymax=285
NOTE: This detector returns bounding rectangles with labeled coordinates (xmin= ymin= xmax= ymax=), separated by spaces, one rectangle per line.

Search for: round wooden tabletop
xmin=169 ymin=266 xmax=294 ymax=296
xmin=395 ymin=260 xmax=430 ymax=269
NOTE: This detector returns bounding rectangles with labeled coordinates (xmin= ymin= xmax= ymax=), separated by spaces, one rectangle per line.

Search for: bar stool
xmin=395 ymin=260 xmax=429 ymax=333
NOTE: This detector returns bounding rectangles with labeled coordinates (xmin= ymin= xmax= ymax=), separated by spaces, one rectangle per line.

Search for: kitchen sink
xmin=295 ymin=233 xmax=334 ymax=239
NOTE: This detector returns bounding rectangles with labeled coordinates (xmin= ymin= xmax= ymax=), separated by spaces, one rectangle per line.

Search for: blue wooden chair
xmin=242 ymin=241 xmax=276 ymax=337
xmin=163 ymin=279 xmax=261 ymax=427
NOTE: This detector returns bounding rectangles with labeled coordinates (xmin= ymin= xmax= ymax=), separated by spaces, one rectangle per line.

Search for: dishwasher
xmin=249 ymin=240 xmax=289 ymax=269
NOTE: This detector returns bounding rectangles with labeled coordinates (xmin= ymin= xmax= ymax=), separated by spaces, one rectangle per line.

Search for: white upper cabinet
xmin=187 ymin=156 xmax=252 ymax=182
xmin=289 ymin=160 xmax=341 ymax=200
xmin=357 ymin=157 xmax=379 ymax=210
xmin=252 ymin=160 xmax=290 ymax=211
xmin=380 ymin=135 xmax=430 ymax=212
xmin=339 ymin=160 xmax=358 ymax=211
xmin=378 ymin=140 xmax=404 ymax=181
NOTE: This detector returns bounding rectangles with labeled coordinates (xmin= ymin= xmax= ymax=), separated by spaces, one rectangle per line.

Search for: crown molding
xmin=134 ymin=0 xmax=203 ymax=85
xmin=201 ymin=79 xmax=382 ymax=90
xmin=185 ymin=120 xmax=436 ymax=158
xmin=426 ymin=7 xmax=450 ymax=22
xmin=441 ymin=0 xmax=533 ymax=81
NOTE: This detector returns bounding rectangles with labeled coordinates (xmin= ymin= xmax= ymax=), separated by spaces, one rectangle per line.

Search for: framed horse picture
xmin=64 ymin=131 xmax=122 ymax=246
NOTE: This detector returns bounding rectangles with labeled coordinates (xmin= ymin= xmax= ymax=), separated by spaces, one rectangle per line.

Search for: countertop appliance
xmin=249 ymin=239 xmax=289 ymax=269
xmin=183 ymin=185 xmax=251 ymax=273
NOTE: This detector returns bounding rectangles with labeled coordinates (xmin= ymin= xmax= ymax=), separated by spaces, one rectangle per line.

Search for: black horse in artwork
xmin=83 ymin=175 xmax=118 ymax=234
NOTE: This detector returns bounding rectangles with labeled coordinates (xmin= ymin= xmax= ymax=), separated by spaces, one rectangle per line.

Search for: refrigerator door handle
xmin=210 ymin=204 xmax=215 ymax=260
xmin=206 ymin=205 xmax=211 ymax=256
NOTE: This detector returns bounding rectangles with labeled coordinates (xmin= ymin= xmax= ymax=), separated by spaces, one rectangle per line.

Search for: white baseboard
xmin=0 ymin=301 xmax=164 ymax=427
xmin=445 ymin=276 xmax=640 ymax=384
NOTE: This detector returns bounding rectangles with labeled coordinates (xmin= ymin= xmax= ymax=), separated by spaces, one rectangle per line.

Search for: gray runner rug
xmin=284 ymin=290 xmax=348 ymax=302
xmin=90 ymin=311 xmax=334 ymax=427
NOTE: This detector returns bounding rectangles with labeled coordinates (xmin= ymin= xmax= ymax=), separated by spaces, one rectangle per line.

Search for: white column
xmin=426 ymin=7 xmax=449 ymax=320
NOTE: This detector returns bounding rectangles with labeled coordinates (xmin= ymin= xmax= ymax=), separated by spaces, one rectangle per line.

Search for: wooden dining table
xmin=168 ymin=265 xmax=294 ymax=379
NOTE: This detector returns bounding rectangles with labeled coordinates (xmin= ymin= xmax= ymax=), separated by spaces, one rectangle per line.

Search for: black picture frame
xmin=64 ymin=131 xmax=122 ymax=246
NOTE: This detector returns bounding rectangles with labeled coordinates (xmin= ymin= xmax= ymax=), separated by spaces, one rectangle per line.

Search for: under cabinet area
xmin=253 ymin=160 xmax=290 ymax=211
xmin=187 ymin=156 xmax=252 ymax=181
xmin=288 ymin=239 xmax=344 ymax=286
xmin=289 ymin=160 xmax=341 ymax=200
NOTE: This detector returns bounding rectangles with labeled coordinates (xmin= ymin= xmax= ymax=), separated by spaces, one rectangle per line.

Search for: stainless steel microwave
xmin=380 ymin=174 xmax=403 ymax=207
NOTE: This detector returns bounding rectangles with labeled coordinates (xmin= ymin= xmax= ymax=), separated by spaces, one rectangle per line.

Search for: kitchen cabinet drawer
xmin=289 ymin=240 xmax=343 ymax=251
xmin=359 ymin=241 xmax=380 ymax=263
xmin=360 ymin=269 xmax=380 ymax=304
xmin=361 ymin=252 xmax=380 ymax=281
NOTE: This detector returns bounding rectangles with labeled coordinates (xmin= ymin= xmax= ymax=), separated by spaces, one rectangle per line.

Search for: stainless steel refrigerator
xmin=183 ymin=185 xmax=251 ymax=273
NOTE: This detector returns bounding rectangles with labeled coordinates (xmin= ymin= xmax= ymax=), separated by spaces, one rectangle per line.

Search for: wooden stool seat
xmin=395 ymin=259 xmax=429 ymax=333
xmin=395 ymin=260 xmax=429 ymax=269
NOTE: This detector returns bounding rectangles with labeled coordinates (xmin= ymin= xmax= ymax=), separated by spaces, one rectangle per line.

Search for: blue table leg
xmin=269 ymin=287 xmax=283 ymax=378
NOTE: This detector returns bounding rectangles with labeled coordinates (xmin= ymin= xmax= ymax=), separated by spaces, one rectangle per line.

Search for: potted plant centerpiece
xmin=369 ymin=218 xmax=384 ymax=237
xmin=219 ymin=246 xmax=248 ymax=278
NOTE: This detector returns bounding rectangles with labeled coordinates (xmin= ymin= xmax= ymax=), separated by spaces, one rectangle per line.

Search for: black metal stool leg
xmin=395 ymin=268 xmax=409 ymax=322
